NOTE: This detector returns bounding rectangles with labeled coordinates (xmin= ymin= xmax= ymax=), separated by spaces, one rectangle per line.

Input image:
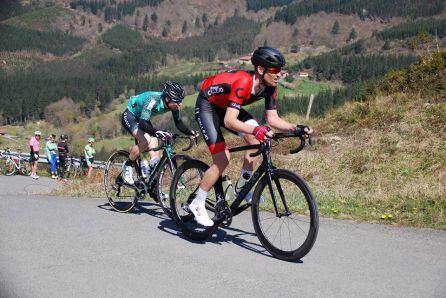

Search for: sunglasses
xmin=267 ymin=67 xmax=282 ymax=74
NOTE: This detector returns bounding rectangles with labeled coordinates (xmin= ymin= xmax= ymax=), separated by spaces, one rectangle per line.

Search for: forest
xmin=275 ymin=0 xmax=444 ymax=24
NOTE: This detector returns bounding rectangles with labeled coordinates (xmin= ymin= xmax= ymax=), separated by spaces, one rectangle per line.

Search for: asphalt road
xmin=0 ymin=176 xmax=445 ymax=297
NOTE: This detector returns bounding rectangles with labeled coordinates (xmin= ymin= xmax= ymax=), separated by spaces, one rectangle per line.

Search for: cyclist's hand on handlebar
xmin=294 ymin=125 xmax=312 ymax=138
xmin=253 ymin=125 xmax=273 ymax=142
xmin=189 ymin=130 xmax=199 ymax=139
xmin=155 ymin=131 xmax=173 ymax=141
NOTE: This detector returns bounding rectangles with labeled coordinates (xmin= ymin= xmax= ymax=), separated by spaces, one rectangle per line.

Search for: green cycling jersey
xmin=127 ymin=91 xmax=181 ymax=122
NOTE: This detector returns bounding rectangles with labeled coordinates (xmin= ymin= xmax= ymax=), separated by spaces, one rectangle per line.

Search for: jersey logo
xmin=207 ymin=86 xmax=225 ymax=96
xmin=235 ymin=88 xmax=244 ymax=99
xmin=147 ymin=98 xmax=156 ymax=110
xmin=228 ymin=102 xmax=241 ymax=109
xmin=131 ymin=103 xmax=137 ymax=108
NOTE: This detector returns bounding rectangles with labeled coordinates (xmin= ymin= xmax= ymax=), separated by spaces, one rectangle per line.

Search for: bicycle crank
xmin=134 ymin=180 xmax=147 ymax=200
xmin=215 ymin=200 xmax=232 ymax=228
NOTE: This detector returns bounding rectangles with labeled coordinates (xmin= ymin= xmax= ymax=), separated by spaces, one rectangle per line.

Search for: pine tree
xmin=382 ymin=40 xmax=390 ymax=50
xmin=331 ymin=20 xmax=340 ymax=35
xmin=195 ymin=16 xmax=201 ymax=28
xmin=181 ymin=21 xmax=187 ymax=34
xmin=151 ymin=12 xmax=157 ymax=24
xmin=98 ymin=22 xmax=103 ymax=33
xmin=202 ymin=13 xmax=208 ymax=26
xmin=143 ymin=14 xmax=149 ymax=31
xmin=348 ymin=27 xmax=357 ymax=42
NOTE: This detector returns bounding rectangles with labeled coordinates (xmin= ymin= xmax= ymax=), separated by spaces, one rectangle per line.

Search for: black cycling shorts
xmin=195 ymin=92 xmax=258 ymax=155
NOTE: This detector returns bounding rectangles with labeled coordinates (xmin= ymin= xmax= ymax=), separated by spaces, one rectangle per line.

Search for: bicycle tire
xmin=251 ymin=169 xmax=318 ymax=261
xmin=104 ymin=150 xmax=138 ymax=212
xmin=20 ymin=161 xmax=31 ymax=176
xmin=4 ymin=159 xmax=16 ymax=176
xmin=169 ymin=159 xmax=218 ymax=241
xmin=157 ymin=154 xmax=191 ymax=218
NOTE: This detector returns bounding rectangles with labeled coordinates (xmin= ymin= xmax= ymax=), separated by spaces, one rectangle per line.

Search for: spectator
xmin=46 ymin=134 xmax=58 ymax=179
xmin=84 ymin=137 xmax=96 ymax=178
xmin=57 ymin=134 xmax=69 ymax=180
xmin=29 ymin=131 xmax=41 ymax=179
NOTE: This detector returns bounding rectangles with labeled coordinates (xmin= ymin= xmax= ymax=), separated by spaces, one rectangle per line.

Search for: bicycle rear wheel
xmin=104 ymin=150 xmax=138 ymax=212
xmin=157 ymin=154 xmax=191 ymax=218
xmin=251 ymin=169 xmax=318 ymax=261
xmin=4 ymin=159 xmax=16 ymax=176
xmin=169 ymin=159 xmax=218 ymax=241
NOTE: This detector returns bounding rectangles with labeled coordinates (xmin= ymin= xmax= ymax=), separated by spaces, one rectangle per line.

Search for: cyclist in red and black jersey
xmin=191 ymin=46 xmax=313 ymax=226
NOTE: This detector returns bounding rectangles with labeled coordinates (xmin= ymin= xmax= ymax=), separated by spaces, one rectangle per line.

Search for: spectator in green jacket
xmin=84 ymin=137 xmax=96 ymax=178
xmin=45 ymin=134 xmax=58 ymax=179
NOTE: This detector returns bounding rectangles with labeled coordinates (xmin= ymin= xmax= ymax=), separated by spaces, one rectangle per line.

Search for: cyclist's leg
xmin=193 ymin=94 xmax=229 ymax=226
xmin=228 ymin=109 xmax=262 ymax=202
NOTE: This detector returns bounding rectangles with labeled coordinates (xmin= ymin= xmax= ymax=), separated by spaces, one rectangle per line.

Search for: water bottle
xmin=235 ymin=172 xmax=251 ymax=194
xmin=222 ymin=175 xmax=235 ymax=201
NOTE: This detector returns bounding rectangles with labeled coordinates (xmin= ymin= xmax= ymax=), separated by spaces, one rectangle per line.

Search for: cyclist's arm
xmin=138 ymin=119 xmax=157 ymax=136
xmin=265 ymin=109 xmax=295 ymax=132
xmin=224 ymin=107 xmax=256 ymax=134
xmin=172 ymin=110 xmax=194 ymax=135
xmin=223 ymin=78 xmax=256 ymax=134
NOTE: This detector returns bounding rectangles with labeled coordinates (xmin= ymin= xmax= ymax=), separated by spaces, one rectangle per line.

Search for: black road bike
xmin=104 ymin=134 xmax=195 ymax=216
xmin=169 ymin=133 xmax=318 ymax=261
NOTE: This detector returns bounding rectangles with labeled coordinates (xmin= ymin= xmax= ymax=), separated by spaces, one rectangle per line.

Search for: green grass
xmin=2 ymin=6 xmax=73 ymax=31
xmin=95 ymin=136 xmax=134 ymax=152
xmin=156 ymin=61 xmax=222 ymax=77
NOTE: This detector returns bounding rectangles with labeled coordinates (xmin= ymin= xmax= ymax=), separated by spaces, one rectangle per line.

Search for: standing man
xmin=29 ymin=131 xmax=41 ymax=179
xmin=84 ymin=137 xmax=96 ymax=178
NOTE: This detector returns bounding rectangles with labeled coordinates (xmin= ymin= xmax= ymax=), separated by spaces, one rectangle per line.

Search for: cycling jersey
xmin=122 ymin=91 xmax=192 ymax=136
xmin=195 ymin=70 xmax=278 ymax=155
xmin=200 ymin=69 xmax=278 ymax=110
xmin=127 ymin=91 xmax=181 ymax=122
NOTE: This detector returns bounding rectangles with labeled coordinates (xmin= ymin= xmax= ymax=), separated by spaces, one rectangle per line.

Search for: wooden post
xmin=306 ymin=94 xmax=314 ymax=120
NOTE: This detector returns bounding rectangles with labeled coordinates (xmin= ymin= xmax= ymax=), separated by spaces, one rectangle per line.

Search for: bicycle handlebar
xmin=148 ymin=134 xmax=197 ymax=152
xmin=248 ymin=133 xmax=311 ymax=157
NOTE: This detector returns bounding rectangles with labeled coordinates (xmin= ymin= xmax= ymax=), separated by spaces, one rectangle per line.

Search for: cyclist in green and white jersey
xmin=121 ymin=81 xmax=198 ymax=184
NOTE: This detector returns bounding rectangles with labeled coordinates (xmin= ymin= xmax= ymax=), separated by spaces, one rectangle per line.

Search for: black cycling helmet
xmin=60 ymin=134 xmax=68 ymax=140
xmin=251 ymin=46 xmax=286 ymax=68
xmin=163 ymin=81 xmax=185 ymax=104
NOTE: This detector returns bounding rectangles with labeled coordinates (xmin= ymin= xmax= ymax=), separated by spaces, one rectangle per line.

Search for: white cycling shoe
xmin=122 ymin=164 xmax=134 ymax=185
xmin=189 ymin=199 xmax=214 ymax=227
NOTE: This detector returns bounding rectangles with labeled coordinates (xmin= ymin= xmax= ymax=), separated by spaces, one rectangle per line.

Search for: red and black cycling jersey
xmin=200 ymin=69 xmax=278 ymax=110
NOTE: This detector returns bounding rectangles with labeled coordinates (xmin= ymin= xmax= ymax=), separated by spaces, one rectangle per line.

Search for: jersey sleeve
xmin=265 ymin=87 xmax=278 ymax=110
xmin=227 ymin=77 xmax=251 ymax=110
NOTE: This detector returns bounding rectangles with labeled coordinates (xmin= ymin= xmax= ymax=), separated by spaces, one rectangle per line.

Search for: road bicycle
xmin=169 ymin=133 xmax=319 ymax=261
xmin=104 ymin=134 xmax=196 ymax=216
xmin=0 ymin=149 xmax=32 ymax=176
xmin=58 ymin=156 xmax=82 ymax=178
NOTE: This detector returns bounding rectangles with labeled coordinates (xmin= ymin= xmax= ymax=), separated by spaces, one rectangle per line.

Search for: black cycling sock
xmin=125 ymin=159 xmax=134 ymax=167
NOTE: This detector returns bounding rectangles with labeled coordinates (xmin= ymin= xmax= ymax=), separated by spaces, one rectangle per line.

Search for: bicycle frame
xmin=211 ymin=134 xmax=306 ymax=220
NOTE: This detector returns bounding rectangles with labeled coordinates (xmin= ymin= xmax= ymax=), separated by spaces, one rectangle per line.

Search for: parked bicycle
xmin=59 ymin=156 xmax=82 ymax=178
xmin=0 ymin=148 xmax=32 ymax=176
xmin=169 ymin=133 xmax=318 ymax=261
xmin=104 ymin=134 xmax=196 ymax=216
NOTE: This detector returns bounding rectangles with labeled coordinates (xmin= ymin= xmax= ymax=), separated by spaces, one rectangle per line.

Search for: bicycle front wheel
xmin=104 ymin=150 xmax=138 ymax=212
xmin=4 ymin=159 xmax=16 ymax=176
xmin=157 ymin=154 xmax=191 ymax=218
xmin=169 ymin=159 xmax=218 ymax=241
xmin=251 ymin=169 xmax=318 ymax=261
